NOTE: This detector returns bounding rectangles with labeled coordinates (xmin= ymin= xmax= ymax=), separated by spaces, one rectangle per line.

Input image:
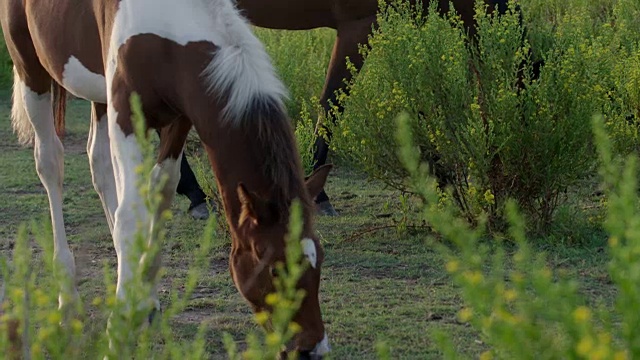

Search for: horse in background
xmin=1 ymin=0 xmax=331 ymax=357
xmin=233 ymin=0 xmax=510 ymax=216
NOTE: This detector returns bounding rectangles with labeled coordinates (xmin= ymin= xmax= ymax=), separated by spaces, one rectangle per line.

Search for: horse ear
xmin=237 ymin=183 xmax=259 ymax=227
xmin=305 ymin=164 xmax=333 ymax=200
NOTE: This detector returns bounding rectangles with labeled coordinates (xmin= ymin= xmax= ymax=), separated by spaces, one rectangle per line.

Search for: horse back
xmin=1 ymin=0 xmax=106 ymax=96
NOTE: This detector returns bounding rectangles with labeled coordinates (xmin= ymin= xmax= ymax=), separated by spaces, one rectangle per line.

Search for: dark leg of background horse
xmin=176 ymin=155 xmax=207 ymax=207
xmin=155 ymin=129 xmax=212 ymax=220
xmin=312 ymin=16 xmax=376 ymax=216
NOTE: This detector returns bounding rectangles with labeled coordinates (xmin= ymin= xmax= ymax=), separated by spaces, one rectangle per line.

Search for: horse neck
xmin=189 ymin=95 xmax=314 ymax=236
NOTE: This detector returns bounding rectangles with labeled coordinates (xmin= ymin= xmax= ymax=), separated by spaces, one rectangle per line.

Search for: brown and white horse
xmin=1 ymin=0 xmax=331 ymax=356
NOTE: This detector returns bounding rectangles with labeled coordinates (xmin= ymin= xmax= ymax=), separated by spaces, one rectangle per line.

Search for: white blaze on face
xmin=300 ymin=238 xmax=317 ymax=269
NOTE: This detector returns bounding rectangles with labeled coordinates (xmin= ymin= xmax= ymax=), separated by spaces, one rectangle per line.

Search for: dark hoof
xmin=189 ymin=199 xmax=217 ymax=220
xmin=315 ymin=200 xmax=339 ymax=217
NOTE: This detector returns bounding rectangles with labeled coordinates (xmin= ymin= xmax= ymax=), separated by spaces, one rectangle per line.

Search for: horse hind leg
xmin=12 ymin=69 xmax=80 ymax=313
xmin=87 ymin=103 xmax=118 ymax=234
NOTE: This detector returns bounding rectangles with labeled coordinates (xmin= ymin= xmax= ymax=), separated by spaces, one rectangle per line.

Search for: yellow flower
xmin=71 ymin=319 xmax=83 ymax=332
xmin=576 ymin=336 xmax=593 ymax=356
xmin=11 ymin=289 xmax=24 ymax=299
xmin=446 ymin=260 xmax=460 ymax=273
xmin=504 ymin=289 xmax=517 ymax=302
xmin=266 ymin=332 xmax=282 ymax=346
xmin=463 ymin=270 xmax=483 ymax=285
xmin=32 ymin=342 xmax=43 ymax=357
xmin=573 ymin=306 xmax=591 ymax=323
xmin=35 ymin=289 xmax=48 ymax=307
xmin=483 ymin=190 xmax=495 ymax=205
xmin=288 ymin=322 xmax=302 ymax=334
xmin=597 ymin=332 xmax=611 ymax=345
xmin=458 ymin=308 xmax=473 ymax=322
xmin=480 ymin=351 xmax=493 ymax=360
xmin=265 ymin=293 xmax=280 ymax=306
xmin=609 ymin=236 xmax=619 ymax=247
xmin=614 ymin=350 xmax=628 ymax=360
xmin=255 ymin=311 xmax=270 ymax=326
xmin=47 ymin=311 xmax=62 ymax=325
xmin=511 ymin=272 xmax=523 ymax=283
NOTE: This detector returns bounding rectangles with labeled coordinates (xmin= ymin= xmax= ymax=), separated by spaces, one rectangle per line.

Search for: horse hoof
xmin=315 ymin=200 xmax=338 ymax=217
xmin=189 ymin=200 xmax=216 ymax=220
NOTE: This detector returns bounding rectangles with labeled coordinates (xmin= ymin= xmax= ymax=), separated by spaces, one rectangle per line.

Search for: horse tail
xmin=10 ymin=67 xmax=34 ymax=146
xmin=11 ymin=68 xmax=68 ymax=145
xmin=52 ymin=81 xmax=67 ymax=138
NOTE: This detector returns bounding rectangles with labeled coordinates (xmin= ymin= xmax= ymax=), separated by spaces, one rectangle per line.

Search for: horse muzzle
xmin=304 ymin=332 xmax=331 ymax=359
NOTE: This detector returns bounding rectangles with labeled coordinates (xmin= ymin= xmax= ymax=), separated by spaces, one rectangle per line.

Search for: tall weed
xmin=396 ymin=111 xmax=640 ymax=359
xmin=1 ymin=95 xmax=213 ymax=358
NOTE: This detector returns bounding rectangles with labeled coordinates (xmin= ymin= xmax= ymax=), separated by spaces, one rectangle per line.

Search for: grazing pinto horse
xmin=233 ymin=0 xmax=509 ymax=215
xmin=1 ymin=0 xmax=331 ymax=356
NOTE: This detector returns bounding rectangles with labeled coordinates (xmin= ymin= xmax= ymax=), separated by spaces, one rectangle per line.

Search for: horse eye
xmin=270 ymin=267 xmax=278 ymax=277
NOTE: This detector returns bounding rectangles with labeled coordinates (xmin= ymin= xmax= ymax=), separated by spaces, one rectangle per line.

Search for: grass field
xmin=0 ymin=87 xmax=618 ymax=358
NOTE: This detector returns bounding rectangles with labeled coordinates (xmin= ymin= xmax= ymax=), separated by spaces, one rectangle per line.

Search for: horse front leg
xmin=140 ymin=121 xmax=191 ymax=317
xmin=105 ymin=83 xmax=156 ymax=314
xmin=312 ymin=15 xmax=376 ymax=216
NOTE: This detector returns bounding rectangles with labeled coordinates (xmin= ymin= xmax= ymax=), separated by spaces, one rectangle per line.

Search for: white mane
xmin=200 ymin=0 xmax=289 ymax=123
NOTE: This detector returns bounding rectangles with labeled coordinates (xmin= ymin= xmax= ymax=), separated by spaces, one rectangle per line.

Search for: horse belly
xmin=61 ymin=57 xmax=107 ymax=103
xmin=24 ymin=0 xmax=106 ymax=102
xmin=235 ymin=0 xmax=337 ymax=29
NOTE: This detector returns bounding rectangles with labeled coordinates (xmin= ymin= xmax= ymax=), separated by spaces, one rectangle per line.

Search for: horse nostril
xmin=297 ymin=350 xmax=312 ymax=360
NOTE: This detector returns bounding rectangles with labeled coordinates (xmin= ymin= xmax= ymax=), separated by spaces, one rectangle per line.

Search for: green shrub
xmin=396 ymin=112 xmax=640 ymax=359
xmin=330 ymin=0 xmax=639 ymax=231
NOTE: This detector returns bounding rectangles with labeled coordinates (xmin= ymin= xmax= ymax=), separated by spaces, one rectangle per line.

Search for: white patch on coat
xmin=107 ymin=0 xmax=286 ymax=126
xmin=62 ymin=56 xmax=107 ymax=102
xmin=313 ymin=332 xmax=331 ymax=356
xmin=300 ymin=238 xmax=318 ymax=269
